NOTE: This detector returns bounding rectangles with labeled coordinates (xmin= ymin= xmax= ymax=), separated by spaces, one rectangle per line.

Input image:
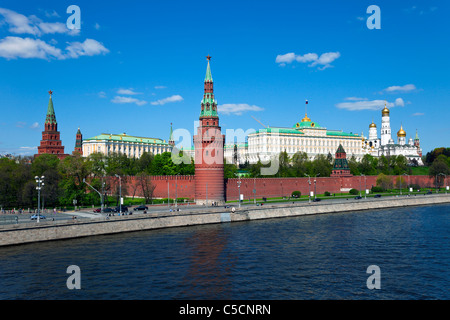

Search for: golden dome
xmin=382 ymin=103 xmax=390 ymax=116
xmin=397 ymin=125 xmax=406 ymax=137
xmin=301 ymin=113 xmax=311 ymax=122
xmin=369 ymin=121 xmax=377 ymax=128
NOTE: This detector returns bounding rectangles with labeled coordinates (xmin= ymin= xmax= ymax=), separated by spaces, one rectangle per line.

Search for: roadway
xmin=2 ymin=192 xmax=447 ymax=226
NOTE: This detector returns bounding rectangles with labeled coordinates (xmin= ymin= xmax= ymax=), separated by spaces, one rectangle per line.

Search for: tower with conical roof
xmin=330 ymin=144 xmax=353 ymax=177
xmin=193 ymin=56 xmax=225 ymax=205
xmin=73 ymin=127 xmax=83 ymax=155
xmin=36 ymin=91 xmax=68 ymax=160
xmin=169 ymin=123 xmax=175 ymax=147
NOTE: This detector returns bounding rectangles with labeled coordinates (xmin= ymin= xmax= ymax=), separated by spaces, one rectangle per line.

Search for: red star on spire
xmin=206 ymin=55 xmax=211 ymax=61
xmin=48 ymin=90 xmax=53 ymax=96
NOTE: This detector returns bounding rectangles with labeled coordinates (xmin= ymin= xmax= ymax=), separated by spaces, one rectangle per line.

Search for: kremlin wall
xmin=119 ymin=174 xmax=437 ymax=204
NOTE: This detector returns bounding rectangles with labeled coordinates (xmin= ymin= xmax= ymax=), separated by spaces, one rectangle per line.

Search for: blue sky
xmin=0 ymin=0 xmax=448 ymax=156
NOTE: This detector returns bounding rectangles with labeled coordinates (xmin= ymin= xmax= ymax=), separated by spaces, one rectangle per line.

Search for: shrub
xmin=291 ymin=191 xmax=301 ymax=198
xmin=371 ymin=186 xmax=384 ymax=193
xmin=324 ymin=191 xmax=331 ymax=196
xmin=349 ymin=188 xmax=359 ymax=195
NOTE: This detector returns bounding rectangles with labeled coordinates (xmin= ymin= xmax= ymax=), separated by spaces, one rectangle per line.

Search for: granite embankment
xmin=1 ymin=195 xmax=449 ymax=247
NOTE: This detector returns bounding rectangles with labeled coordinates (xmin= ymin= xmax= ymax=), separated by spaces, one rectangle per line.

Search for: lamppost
xmin=175 ymin=173 xmax=180 ymax=208
xmin=35 ymin=176 xmax=44 ymax=223
xmin=361 ymin=174 xmax=367 ymax=199
xmin=402 ymin=173 xmax=409 ymax=196
xmin=438 ymin=173 xmax=446 ymax=194
xmin=83 ymin=178 xmax=104 ymax=213
xmin=115 ymin=174 xmax=122 ymax=213
xmin=314 ymin=173 xmax=320 ymax=201
xmin=237 ymin=175 xmax=242 ymax=208
xmin=305 ymin=174 xmax=311 ymax=203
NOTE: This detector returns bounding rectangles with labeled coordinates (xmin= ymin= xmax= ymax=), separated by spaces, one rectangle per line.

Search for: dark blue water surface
xmin=0 ymin=204 xmax=449 ymax=300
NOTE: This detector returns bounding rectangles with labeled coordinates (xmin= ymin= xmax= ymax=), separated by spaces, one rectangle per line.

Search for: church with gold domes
xmin=363 ymin=103 xmax=423 ymax=165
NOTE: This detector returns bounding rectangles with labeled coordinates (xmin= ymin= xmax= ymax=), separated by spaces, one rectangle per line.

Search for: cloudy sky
xmin=0 ymin=0 xmax=448 ymax=156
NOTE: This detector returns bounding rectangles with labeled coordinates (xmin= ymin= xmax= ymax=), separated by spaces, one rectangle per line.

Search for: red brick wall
xmin=118 ymin=175 xmax=437 ymax=201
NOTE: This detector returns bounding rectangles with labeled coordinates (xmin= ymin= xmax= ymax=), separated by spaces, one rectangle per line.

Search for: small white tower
xmin=380 ymin=102 xmax=392 ymax=146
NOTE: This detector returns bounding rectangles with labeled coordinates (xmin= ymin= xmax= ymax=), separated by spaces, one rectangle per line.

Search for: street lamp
xmin=361 ymin=174 xmax=367 ymax=199
xmin=237 ymin=175 xmax=242 ymax=208
xmin=314 ymin=173 xmax=320 ymax=201
xmin=438 ymin=173 xmax=446 ymax=194
xmin=175 ymin=173 xmax=180 ymax=208
xmin=115 ymin=174 xmax=122 ymax=213
xmin=35 ymin=176 xmax=45 ymax=223
xmin=402 ymin=173 xmax=409 ymax=195
xmin=83 ymin=178 xmax=104 ymax=213
xmin=305 ymin=174 xmax=311 ymax=203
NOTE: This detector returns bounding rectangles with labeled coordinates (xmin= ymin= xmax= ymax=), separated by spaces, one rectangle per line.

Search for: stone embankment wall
xmin=1 ymin=195 xmax=449 ymax=247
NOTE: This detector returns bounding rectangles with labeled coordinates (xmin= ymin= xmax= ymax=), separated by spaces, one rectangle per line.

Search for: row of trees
xmin=227 ymin=151 xmax=413 ymax=178
xmin=0 ymin=151 xmax=194 ymax=210
xmin=2 ymin=147 xmax=449 ymax=209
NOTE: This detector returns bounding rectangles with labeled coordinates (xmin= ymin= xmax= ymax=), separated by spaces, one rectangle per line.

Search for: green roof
xmin=45 ymin=95 xmax=57 ymax=125
xmin=326 ymin=131 xmax=360 ymax=137
xmin=205 ymin=60 xmax=213 ymax=82
xmin=255 ymin=127 xmax=305 ymax=135
xmin=84 ymin=133 xmax=169 ymax=145
xmin=293 ymin=121 xmax=324 ymax=129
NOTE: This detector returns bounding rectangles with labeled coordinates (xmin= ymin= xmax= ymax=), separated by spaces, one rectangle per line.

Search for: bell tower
xmin=193 ymin=56 xmax=225 ymax=205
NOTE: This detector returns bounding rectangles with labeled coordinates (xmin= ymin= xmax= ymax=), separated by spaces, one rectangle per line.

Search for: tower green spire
xmin=45 ymin=90 xmax=57 ymax=125
xmin=200 ymin=55 xmax=218 ymax=118
xmin=205 ymin=58 xmax=213 ymax=82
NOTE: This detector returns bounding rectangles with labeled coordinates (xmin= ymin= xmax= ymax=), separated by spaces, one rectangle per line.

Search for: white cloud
xmin=154 ymin=86 xmax=167 ymax=90
xmin=395 ymin=98 xmax=405 ymax=107
xmin=0 ymin=36 xmax=63 ymax=59
xmin=0 ymin=8 xmax=108 ymax=60
xmin=336 ymin=98 xmax=405 ymax=111
xmin=218 ymin=103 xmax=264 ymax=115
xmin=275 ymin=52 xmax=296 ymax=64
xmin=383 ymin=84 xmax=417 ymax=93
xmin=98 ymin=91 xmax=106 ymax=98
xmin=44 ymin=10 xmax=60 ymax=18
xmin=0 ymin=7 xmax=41 ymax=35
xmin=94 ymin=23 xmax=100 ymax=30
xmin=111 ymin=96 xmax=147 ymax=106
xmin=150 ymin=95 xmax=183 ymax=106
xmin=65 ymin=39 xmax=109 ymax=58
xmin=117 ymin=88 xmax=141 ymax=95
xmin=412 ymin=112 xmax=425 ymax=116
xmin=276 ymin=51 xmax=340 ymax=69
xmin=0 ymin=37 xmax=108 ymax=60
xmin=0 ymin=7 xmax=77 ymax=36
xmin=30 ymin=122 xmax=39 ymax=129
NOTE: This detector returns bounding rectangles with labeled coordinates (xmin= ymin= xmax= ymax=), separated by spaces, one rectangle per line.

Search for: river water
xmin=0 ymin=204 xmax=449 ymax=300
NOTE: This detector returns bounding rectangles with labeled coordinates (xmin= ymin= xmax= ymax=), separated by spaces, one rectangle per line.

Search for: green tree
xmin=376 ymin=173 xmax=392 ymax=191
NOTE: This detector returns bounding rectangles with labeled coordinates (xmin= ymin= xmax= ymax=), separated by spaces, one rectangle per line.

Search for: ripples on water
xmin=0 ymin=205 xmax=449 ymax=300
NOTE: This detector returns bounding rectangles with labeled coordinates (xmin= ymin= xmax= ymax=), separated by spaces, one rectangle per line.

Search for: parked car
xmin=374 ymin=194 xmax=382 ymax=198
xmin=103 ymin=208 xmax=114 ymax=213
xmin=114 ymin=206 xmax=128 ymax=213
xmin=30 ymin=214 xmax=46 ymax=220
xmin=313 ymin=198 xmax=321 ymax=202
xmin=134 ymin=205 xmax=148 ymax=211
xmin=93 ymin=208 xmax=101 ymax=213
xmin=426 ymin=191 xmax=433 ymax=195
xmin=354 ymin=196 xmax=362 ymax=200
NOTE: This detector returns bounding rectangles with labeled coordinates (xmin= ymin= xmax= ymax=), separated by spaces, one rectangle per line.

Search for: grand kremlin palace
xmin=82 ymin=133 xmax=172 ymax=158
xmin=227 ymin=112 xmax=364 ymax=165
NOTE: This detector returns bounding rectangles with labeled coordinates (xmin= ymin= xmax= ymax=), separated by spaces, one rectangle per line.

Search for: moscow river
xmin=0 ymin=204 xmax=449 ymax=300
